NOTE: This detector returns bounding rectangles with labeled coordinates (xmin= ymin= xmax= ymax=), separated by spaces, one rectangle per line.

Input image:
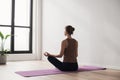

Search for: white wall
xmin=42 ymin=0 xmax=120 ymax=69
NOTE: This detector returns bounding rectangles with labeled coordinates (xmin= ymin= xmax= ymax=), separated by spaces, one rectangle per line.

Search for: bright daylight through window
xmin=0 ymin=0 xmax=33 ymax=53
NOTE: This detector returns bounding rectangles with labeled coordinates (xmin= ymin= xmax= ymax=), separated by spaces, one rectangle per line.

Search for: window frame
xmin=0 ymin=0 xmax=33 ymax=54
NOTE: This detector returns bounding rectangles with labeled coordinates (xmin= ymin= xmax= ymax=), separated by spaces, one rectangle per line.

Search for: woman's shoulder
xmin=71 ymin=38 xmax=78 ymax=42
xmin=63 ymin=38 xmax=77 ymax=41
xmin=62 ymin=39 xmax=67 ymax=43
xmin=63 ymin=38 xmax=78 ymax=43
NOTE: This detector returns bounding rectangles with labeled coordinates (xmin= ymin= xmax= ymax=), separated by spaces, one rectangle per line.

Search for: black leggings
xmin=47 ymin=56 xmax=78 ymax=71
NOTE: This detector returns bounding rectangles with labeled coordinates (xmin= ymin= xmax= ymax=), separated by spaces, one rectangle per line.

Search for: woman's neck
xmin=67 ymin=35 xmax=72 ymax=39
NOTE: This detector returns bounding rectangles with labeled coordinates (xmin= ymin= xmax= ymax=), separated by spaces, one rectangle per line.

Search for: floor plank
xmin=0 ymin=61 xmax=120 ymax=80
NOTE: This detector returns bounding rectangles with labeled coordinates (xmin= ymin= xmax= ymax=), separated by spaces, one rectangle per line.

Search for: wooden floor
xmin=0 ymin=61 xmax=120 ymax=80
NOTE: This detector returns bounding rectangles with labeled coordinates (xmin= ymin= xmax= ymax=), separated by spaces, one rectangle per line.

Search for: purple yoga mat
xmin=15 ymin=66 xmax=106 ymax=77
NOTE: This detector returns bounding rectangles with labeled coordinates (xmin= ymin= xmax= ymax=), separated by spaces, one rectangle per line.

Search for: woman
xmin=44 ymin=25 xmax=78 ymax=71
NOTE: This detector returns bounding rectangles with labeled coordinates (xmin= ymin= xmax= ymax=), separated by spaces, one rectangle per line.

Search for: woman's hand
xmin=44 ymin=52 xmax=50 ymax=57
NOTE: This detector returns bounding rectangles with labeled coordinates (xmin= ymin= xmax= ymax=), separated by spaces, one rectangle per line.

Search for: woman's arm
xmin=76 ymin=41 xmax=78 ymax=57
xmin=54 ymin=40 xmax=66 ymax=58
xmin=44 ymin=40 xmax=67 ymax=58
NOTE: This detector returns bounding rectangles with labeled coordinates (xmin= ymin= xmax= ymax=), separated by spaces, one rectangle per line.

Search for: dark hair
xmin=65 ymin=25 xmax=75 ymax=35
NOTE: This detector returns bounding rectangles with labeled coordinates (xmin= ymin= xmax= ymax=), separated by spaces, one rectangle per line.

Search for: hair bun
xmin=65 ymin=25 xmax=75 ymax=35
xmin=72 ymin=27 xmax=75 ymax=31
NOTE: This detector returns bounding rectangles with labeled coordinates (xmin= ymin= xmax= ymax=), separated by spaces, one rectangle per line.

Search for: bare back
xmin=63 ymin=38 xmax=78 ymax=63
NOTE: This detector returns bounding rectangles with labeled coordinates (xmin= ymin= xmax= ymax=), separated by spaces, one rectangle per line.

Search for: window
xmin=0 ymin=0 xmax=33 ymax=53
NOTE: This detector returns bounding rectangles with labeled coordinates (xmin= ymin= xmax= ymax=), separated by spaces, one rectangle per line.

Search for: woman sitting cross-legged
xmin=44 ymin=25 xmax=78 ymax=71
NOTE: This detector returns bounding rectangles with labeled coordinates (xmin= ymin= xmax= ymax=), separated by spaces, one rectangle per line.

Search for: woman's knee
xmin=47 ymin=56 xmax=55 ymax=61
